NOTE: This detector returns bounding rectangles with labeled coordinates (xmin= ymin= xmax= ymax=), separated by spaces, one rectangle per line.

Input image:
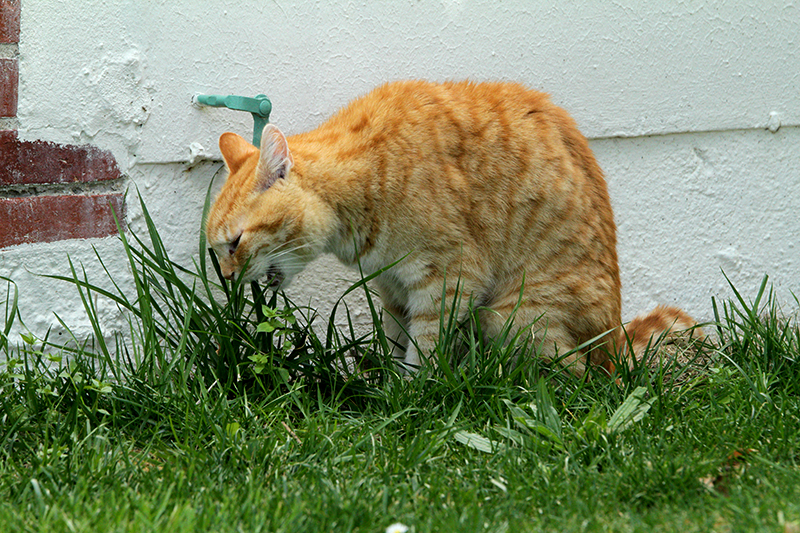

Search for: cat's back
xmin=295 ymin=80 xmax=599 ymax=188
xmin=310 ymin=79 xmax=567 ymax=145
xmin=291 ymin=80 xmax=613 ymax=252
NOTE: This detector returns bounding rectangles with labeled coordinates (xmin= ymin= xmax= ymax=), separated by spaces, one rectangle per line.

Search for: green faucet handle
xmin=195 ymin=94 xmax=272 ymax=118
xmin=194 ymin=93 xmax=272 ymax=146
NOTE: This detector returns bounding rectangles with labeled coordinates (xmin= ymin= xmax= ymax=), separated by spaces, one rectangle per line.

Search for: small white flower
xmin=386 ymin=523 xmax=409 ymax=533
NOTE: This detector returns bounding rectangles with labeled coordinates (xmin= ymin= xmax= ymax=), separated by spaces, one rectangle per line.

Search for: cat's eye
xmin=229 ymin=234 xmax=241 ymax=255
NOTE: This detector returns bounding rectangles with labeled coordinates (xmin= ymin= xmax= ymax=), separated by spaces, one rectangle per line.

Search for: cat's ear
xmin=219 ymin=132 xmax=258 ymax=175
xmin=256 ymin=124 xmax=294 ymax=190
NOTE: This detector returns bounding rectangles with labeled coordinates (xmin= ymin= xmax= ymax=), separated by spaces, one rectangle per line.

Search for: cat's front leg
xmin=404 ymin=310 xmax=445 ymax=371
xmin=403 ymin=275 xmax=479 ymax=371
xmin=380 ymin=301 xmax=410 ymax=363
xmin=380 ymin=304 xmax=429 ymax=374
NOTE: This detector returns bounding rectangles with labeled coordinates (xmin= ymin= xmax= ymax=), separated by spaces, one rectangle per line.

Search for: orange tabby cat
xmin=206 ymin=80 xmax=699 ymax=376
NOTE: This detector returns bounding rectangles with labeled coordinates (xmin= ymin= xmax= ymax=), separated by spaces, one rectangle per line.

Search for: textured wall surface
xmin=2 ymin=1 xmax=799 ymax=343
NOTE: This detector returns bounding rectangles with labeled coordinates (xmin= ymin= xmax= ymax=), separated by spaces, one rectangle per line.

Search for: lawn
xmin=1 ymin=198 xmax=798 ymax=532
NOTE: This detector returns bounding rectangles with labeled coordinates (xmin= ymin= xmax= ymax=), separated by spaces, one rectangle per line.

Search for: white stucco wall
xmin=2 ymin=1 xmax=799 ymax=344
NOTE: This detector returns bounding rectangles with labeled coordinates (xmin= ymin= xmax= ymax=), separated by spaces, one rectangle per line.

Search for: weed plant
xmin=0 ymin=196 xmax=799 ymax=532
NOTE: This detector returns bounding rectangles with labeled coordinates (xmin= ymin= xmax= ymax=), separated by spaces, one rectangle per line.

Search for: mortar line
xmin=0 ymin=43 xmax=19 ymax=59
xmin=0 ymin=178 xmax=127 ymax=199
xmin=0 ymin=117 xmax=19 ymax=130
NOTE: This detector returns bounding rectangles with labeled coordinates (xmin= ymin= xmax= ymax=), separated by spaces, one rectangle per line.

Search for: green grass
xmin=1 ymin=195 xmax=799 ymax=532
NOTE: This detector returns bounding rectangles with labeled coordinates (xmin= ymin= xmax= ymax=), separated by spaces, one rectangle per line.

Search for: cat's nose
xmin=221 ymin=267 xmax=234 ymax=280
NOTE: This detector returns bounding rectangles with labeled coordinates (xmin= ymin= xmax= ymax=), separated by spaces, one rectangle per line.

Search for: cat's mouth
xmin=264 ymin=266 xmax=284 ymax=289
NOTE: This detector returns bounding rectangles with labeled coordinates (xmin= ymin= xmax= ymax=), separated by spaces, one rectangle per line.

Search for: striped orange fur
xmin=206 ymin=80 xmax=699 ymax=376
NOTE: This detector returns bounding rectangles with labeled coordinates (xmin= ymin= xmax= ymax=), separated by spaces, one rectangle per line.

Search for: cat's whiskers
xmin=263 ymin=238 xmax=313 ymax=261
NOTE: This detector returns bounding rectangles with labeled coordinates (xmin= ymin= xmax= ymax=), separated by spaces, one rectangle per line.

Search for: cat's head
xmin=206 ymin=124 xmax=331 ymax=287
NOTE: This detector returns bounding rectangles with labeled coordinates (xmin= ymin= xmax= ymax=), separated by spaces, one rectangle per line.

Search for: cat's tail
xmin=612 ymin=305 xmax=704 ymax=370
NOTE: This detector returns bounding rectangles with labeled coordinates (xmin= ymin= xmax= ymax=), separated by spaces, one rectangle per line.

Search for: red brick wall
xmin=0 ymin=0 xmax=20 ymax=44
xmin=0 ymin=0 xmax=126 ymax=249
xmin=0 ymin=57 xmax=17 ymax=117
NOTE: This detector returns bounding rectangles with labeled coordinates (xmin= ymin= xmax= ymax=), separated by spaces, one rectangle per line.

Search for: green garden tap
xmin=194 ymin=93 xmax=272 ymax=146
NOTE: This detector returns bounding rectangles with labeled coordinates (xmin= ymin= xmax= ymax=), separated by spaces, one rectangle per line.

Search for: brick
xmin=0 ymin=58 xmax=18 ymax=117
xmin=0 ymin=194 xmax=126 ymax=248
xmin=0 ymin=0 xmax=20 ymax=43
xmin=0 ymin=131 xmax=123 ymax=185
